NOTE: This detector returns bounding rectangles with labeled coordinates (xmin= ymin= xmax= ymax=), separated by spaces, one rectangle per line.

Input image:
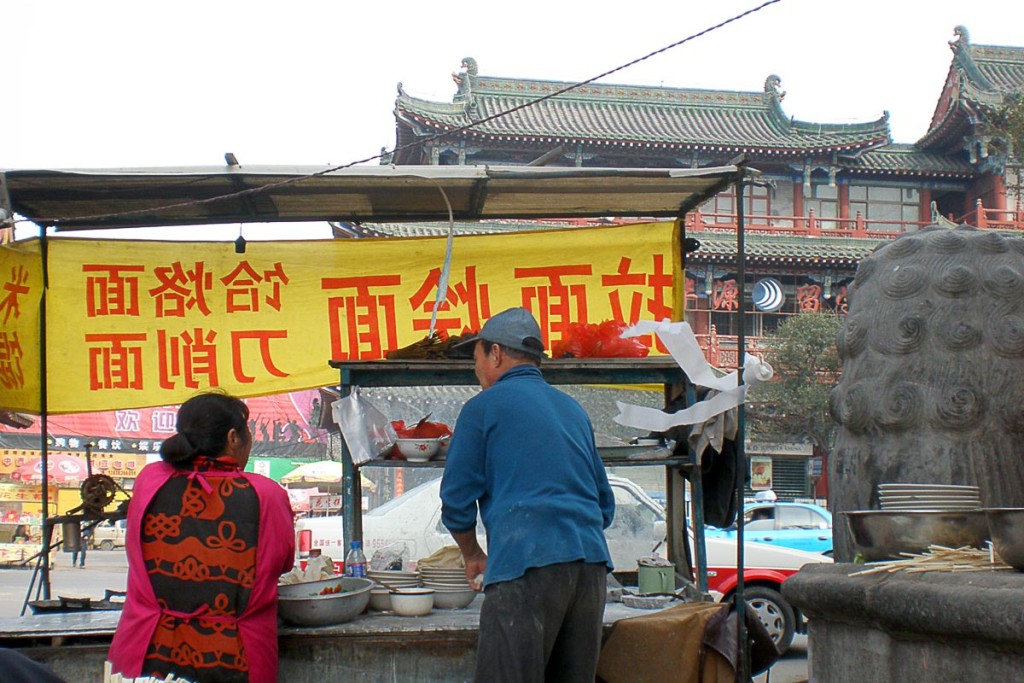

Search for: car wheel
xmin=99 ymin=540 xmax=114 ymax=551
xmin=744 ymin=586 xmax=795 ymax=654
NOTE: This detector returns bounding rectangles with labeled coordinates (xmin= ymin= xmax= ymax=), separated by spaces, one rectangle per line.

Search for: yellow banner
xmin=0 ymin=240 xmax=43 ymax=413
xmin=0 ymin=483 xmax=45 ymax=503
xmin=5 ymin=221 xmax=680 ymax=413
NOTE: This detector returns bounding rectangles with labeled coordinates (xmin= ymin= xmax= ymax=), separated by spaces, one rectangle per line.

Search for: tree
xmin=986 ymin=92 xmax=1024 ymax=157
xmin=746 ymin=313 xmax=843 ymax=459
xmin=982 ymin=91 xmax=1024 ymax=205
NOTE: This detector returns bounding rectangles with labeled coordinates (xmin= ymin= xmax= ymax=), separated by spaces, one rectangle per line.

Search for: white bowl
xmin=395 ymin=438 xmax=440 ymax=462
xmin=368 ymin=588 xmax=392 ymax=611
xmin=431 ymin=588 xmax=477 ymax=609
xmin=389 ymin=588 xmax=434 ymax=616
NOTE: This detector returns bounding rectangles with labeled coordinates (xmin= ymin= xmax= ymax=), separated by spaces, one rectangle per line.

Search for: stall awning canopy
xmin=1 ymin=164 xmax=746 ymax=231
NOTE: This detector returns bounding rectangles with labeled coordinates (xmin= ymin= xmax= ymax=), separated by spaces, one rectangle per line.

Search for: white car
xmin=295 ymin=474 xmax=829 ymax=653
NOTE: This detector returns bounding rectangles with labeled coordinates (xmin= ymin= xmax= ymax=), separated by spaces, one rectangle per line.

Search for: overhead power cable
xmin=17 ymin=0 xmax=783 ymax=227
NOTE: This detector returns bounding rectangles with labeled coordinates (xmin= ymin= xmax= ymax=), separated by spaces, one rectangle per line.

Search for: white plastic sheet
xmin=613 ymin=319 xmax=773 ymax=432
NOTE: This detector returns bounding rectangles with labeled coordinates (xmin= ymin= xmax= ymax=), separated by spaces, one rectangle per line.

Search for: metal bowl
xmin=277 ymin=576 xmax=374 ymax=626
xmin=985 ymin=508 xmax=1024 ymax=571
xmin=843 ymin=510 xmax=990 ymax=561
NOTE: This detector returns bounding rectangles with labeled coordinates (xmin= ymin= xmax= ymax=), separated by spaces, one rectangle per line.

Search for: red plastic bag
xmin=391 ymin=420 xmax=452 ymax=439
xmin=595 ymin=320 xmax=649 ymax=358
xmin=552 ymin=321 xmax=649 ymax=358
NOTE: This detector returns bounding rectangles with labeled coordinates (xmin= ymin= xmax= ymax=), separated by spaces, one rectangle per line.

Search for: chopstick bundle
xmin=850 ymin=545 xmax=1014 ymax=576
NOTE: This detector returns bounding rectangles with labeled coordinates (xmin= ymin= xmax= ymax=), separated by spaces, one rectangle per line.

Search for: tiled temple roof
xmin=689 ymin=232 xmax=882 ymax=267
xmin=346 ymin=220 xmax=881 ymax=267
xmin=395 ymin=69 xmax=891 ymax=162
xmin=847 ymin=144 xmax=974 ymax=178
xmin=919 ymin=27 xmax=1024 ymax=150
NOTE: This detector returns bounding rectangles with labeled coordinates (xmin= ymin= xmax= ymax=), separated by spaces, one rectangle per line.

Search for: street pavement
xmin=0 ymin=549 xmax=808 ymax=681
xmin=0 ymin=547 xmax=128 ymax=617
xmin=754 ymin=635 xmax=809 ymax=683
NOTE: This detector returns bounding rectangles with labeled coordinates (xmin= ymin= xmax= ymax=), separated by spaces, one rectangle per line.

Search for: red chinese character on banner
xmin=86 ymin=333 xmax=147 ymax=390
xmin=149 ymin=262 xmax=213 ymax=317
xmin=231 ymin=330 xmax=289 ymax=382
xmin=712 ymin=280 xmax=739 ymax=311
xmin=835 ymin=285 xmax=849 ymax=315
xmin=601 ymin=255 xmax=674 ymax=323
xmin=221 ymin=261 xmax=290 ymax=313
xmin=0 ymin=330 xmax=24 ymax=389
xmin=407 ymin=266 xmax=491 ymax=337
xmin=83 ymin=264 xmax=145 ymax=316
xmin=157 ymin=328 xmax=219 ymax=389
xmin=321 ymin=275 xmax=401 ymax=360
xmin=1 ymin=265 xmax=30 ymax=325
xmin=796 ymin=284 xmax=822 ymax=313
xmin=600 ymin=255 xmax=675 ymax=352
xmin=514 ymin=264 xmax=592 ymax=347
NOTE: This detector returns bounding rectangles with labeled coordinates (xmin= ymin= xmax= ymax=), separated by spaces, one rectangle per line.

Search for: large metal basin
xmin=985 ymin=508 xmax=1024 ymax=570
xmin=843 ymin=510 xmax=989 ymax=561
xmin=278 ymin=576 xmax=374 ymax=627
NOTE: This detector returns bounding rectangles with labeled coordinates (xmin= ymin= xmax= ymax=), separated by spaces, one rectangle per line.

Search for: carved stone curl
xmin=831 ymin=225 xmax=1024 ymax=560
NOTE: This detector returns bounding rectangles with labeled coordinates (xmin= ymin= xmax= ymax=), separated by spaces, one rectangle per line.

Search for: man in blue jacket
xmin=441 ymin=307 xmax=616 ymax=683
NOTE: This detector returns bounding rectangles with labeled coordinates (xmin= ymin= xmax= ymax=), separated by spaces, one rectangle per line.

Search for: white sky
xmin=4 ymin=0 xmax=1021 ymax=241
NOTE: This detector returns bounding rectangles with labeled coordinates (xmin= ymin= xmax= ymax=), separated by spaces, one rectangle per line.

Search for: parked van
xmin=295 ymin=474 xmax=666 ymax=573
xmin=92 ymin=519 xmax=127 ymax=550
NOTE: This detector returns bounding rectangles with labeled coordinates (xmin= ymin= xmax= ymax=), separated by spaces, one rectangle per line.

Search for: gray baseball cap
xmin=454 ymin=307 xmax=547 ymax=358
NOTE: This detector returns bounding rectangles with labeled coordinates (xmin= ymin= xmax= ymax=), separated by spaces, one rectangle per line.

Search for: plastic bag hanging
xmin=331 ymin=388 xmax=398 ymax=465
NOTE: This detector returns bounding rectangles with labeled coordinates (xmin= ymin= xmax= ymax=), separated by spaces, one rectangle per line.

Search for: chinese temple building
xmin=378 ymin=26 xmax=1024 ymax=498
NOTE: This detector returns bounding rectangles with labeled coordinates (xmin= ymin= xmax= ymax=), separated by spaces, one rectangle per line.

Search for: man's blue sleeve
xmin=440 ymin=400 xmax=487 ymax=534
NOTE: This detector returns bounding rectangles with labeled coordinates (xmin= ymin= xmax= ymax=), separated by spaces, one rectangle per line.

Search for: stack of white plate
xmin=367 ymin=569 xmax=420 ymax=590
xmin=419 ymin=567 xmax=471 ymax=589
xmin=878 ymin=483 xmax=981 ymax=511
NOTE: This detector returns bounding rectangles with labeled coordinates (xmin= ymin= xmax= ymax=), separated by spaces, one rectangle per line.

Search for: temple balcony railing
xmin=952 ymin=201 xmax=1024 ymax=231
xmin=607 ymin=203 xmax=1024 ymax=237
xmin=684 ymin=210 xmax=929 ymax=239
xmin=693 ymin=331 xmax=773 ymax=370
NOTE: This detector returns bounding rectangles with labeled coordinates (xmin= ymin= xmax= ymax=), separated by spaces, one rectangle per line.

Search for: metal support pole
xmin=39 ymin=226 xmax=51 ymax=600
xmin=735 ymin=175 xmax=749 ymax=682
xmin=679 ymin=212 xmax=709 ymax=593
xmin=339 ymin=370 xmax=363 ymax=556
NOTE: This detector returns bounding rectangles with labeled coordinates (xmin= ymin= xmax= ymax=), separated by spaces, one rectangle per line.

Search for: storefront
xmin=0 ymin=483 xmax=45 ymax=565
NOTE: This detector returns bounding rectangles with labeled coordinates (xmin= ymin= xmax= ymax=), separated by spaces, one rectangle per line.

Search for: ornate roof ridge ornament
xmin=452 ymin=56 xmax=479 ymax=119
xmin=764 ymin=74 xmax=785 ymax=102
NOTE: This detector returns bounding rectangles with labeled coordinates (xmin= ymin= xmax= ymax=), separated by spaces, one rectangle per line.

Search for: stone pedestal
xmin=783 ymin=563 xmax=1024 ymax=682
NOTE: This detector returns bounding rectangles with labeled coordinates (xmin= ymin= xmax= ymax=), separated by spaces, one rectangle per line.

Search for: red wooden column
xmin=919 ymin=188 xmax=932 ymax=223
xmin=792 ymin=183 xmax=805 ymax=231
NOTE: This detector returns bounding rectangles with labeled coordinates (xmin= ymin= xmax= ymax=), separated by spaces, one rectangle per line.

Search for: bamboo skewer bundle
xmin=849 ymin=545 xmax=1014 ymax=577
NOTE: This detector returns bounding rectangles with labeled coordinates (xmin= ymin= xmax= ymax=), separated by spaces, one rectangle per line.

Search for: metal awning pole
xmin=680 ymin=213 xmax=709 ymax=592
xmin=39 ymin=225 xmax=51 ymax=600
xmin=734 ymin=174 xmax=749 ymax=682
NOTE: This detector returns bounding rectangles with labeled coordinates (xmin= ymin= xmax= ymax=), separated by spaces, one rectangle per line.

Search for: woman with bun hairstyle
xmin=108 ymin=392 xmax=294 ymax=683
